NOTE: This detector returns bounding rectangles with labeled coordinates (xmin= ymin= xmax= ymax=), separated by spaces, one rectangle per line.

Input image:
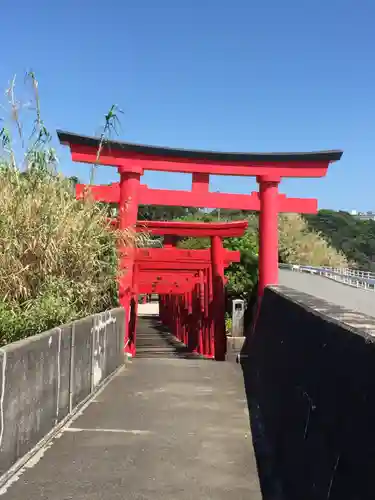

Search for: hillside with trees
xmin=304 ymin=210 xmax=375 ymax=271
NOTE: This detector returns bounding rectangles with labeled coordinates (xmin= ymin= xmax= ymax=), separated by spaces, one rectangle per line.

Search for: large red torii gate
xmin=58 ymin=130 xmax=342 ymax=357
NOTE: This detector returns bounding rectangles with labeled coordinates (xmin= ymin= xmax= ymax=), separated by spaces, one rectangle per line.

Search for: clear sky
xmin=0 ymin=0 xmax=373 ymax=211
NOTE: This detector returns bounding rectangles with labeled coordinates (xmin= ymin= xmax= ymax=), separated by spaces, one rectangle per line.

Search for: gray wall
xmin=0 ymin=307 xmax=125 ymax=477
xmin=240 ymin=286 xmax=375 ymax=500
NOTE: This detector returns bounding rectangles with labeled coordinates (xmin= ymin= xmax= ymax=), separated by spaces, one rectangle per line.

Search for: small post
xmin=231 ymin=299 xmax=245 ymax=337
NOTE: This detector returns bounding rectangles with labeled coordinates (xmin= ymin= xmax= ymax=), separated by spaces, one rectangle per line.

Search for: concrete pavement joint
xmin=65 ymin=428 xmax=152 ymax=435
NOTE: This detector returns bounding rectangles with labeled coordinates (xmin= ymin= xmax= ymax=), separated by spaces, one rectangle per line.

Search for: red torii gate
xmin=131 ymin=221 xmax=247 ymax=360
xmin=57 ymin=130 xmax=342 ymax=357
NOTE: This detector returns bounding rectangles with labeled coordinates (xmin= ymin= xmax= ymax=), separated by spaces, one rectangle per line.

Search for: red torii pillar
xmin=118 ymin=167 xmax=142 ymax=306
xmin=257 ymin=175 xmax=280 ymax=292
xmin=210 ymin=235 xmax=225 ymax=359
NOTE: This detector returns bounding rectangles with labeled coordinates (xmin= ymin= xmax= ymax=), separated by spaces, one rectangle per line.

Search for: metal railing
xmin=279 ymin=263 xmax=375 ymax=291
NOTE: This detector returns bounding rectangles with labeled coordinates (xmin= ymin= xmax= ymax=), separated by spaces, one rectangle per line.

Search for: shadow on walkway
xmin=136 ymin=317 xmax=206 ymax=360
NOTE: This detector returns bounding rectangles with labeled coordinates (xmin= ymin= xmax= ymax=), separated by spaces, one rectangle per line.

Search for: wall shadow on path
xmin=239 ymin=285 xmax=375 ymax=500
xmin=143 ymin=317 xmax=206 ymax=360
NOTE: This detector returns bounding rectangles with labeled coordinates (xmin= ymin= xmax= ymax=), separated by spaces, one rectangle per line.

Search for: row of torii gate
xmin=58 ymin=130 xmax=342 ymax=361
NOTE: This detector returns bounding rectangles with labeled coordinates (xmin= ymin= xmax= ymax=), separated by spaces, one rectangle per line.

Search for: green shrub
xmin=225 ymin=314 xmax=232 ymax=335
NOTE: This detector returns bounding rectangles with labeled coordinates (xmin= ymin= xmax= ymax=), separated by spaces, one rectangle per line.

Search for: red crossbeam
xmin=135 ymin=248 xmax=240 ymax=263
xmin=138 ymin=273 xmax=199 ymax=284
xmin=138 ymin=272 xmax=200 ymax=294
xmin=138 ymin=271 xmax=199 ymax=280
xmin=138 ymin=262 xmax=228 ymax=270
xmin=77 ymin=183 xmax=317 ymax=213
xmin=137 ymin=220 xmax=248 ymax=237
xmin=139 ymin=283 xmax=195 ymax=294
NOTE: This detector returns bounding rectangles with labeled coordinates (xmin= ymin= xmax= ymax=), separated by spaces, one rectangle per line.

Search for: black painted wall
xmin=241 ymin=286 xmax=375 ymax=500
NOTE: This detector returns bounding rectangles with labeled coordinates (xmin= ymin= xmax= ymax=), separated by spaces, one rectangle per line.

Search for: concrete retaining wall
xmin=241 ymin=285 xmax=375 ymax=500
xmin=0 ymin=307 xmax=125 ymax=477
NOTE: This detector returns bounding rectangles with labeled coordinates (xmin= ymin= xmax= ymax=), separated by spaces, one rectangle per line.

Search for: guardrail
xmin=279 ymin=263 xmax=375 ymax=291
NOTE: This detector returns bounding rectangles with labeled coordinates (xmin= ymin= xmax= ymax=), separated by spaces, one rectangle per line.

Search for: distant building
xmin=350 ymin=210 xmax=375 ymax=221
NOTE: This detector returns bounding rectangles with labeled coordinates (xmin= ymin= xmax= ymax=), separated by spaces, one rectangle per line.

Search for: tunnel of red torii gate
xmin=57 ymin=129 xmax=343 ymax=360
xmin=96 ymin=212 xmax=247 ymax=360
xmin=127 ymin=220 xmax=247 ymax=360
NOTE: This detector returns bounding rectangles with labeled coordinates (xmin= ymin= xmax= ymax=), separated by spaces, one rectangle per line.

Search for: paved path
xmin=1 ymin=321 xmax=261 ymax=499
xmin=279 ymin=269 xmax=375 ymax=317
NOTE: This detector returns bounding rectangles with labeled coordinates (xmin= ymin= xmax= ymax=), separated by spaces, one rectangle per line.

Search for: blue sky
xmin=0 ymin=0 xmax=374 ymax=211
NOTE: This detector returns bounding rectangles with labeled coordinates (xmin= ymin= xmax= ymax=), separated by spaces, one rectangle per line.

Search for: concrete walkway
xmin=1 ymin=323 xmax=261 ymax=499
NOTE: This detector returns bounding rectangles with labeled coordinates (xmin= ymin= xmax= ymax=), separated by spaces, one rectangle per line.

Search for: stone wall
xmin=241 ymin=285 xmax=375 ymax=500
xmin=0 ymin=307 xmax=125 ymax=477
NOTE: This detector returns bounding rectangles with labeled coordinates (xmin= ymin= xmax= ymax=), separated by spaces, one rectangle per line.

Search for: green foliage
xmin=138 ymin=205 xmax=199 ymax=221
xmin=304 ymin=210 xmax=375 ymax=271
xmin=169 ymin=209 xmax=215 ymax=250
xmin=224 ymin=231 xmax=258 ymax=299
xmin=225 ymin=255 xmax=258 ymax=299
xmin=0 ymin=280 xmax=79 ymax=345
xmin=225 ymin=314 xmax=232 ymax=335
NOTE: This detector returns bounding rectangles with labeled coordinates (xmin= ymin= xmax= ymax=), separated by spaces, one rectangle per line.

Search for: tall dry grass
xmin=0 ymin=164 xmax=142 ymax=344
